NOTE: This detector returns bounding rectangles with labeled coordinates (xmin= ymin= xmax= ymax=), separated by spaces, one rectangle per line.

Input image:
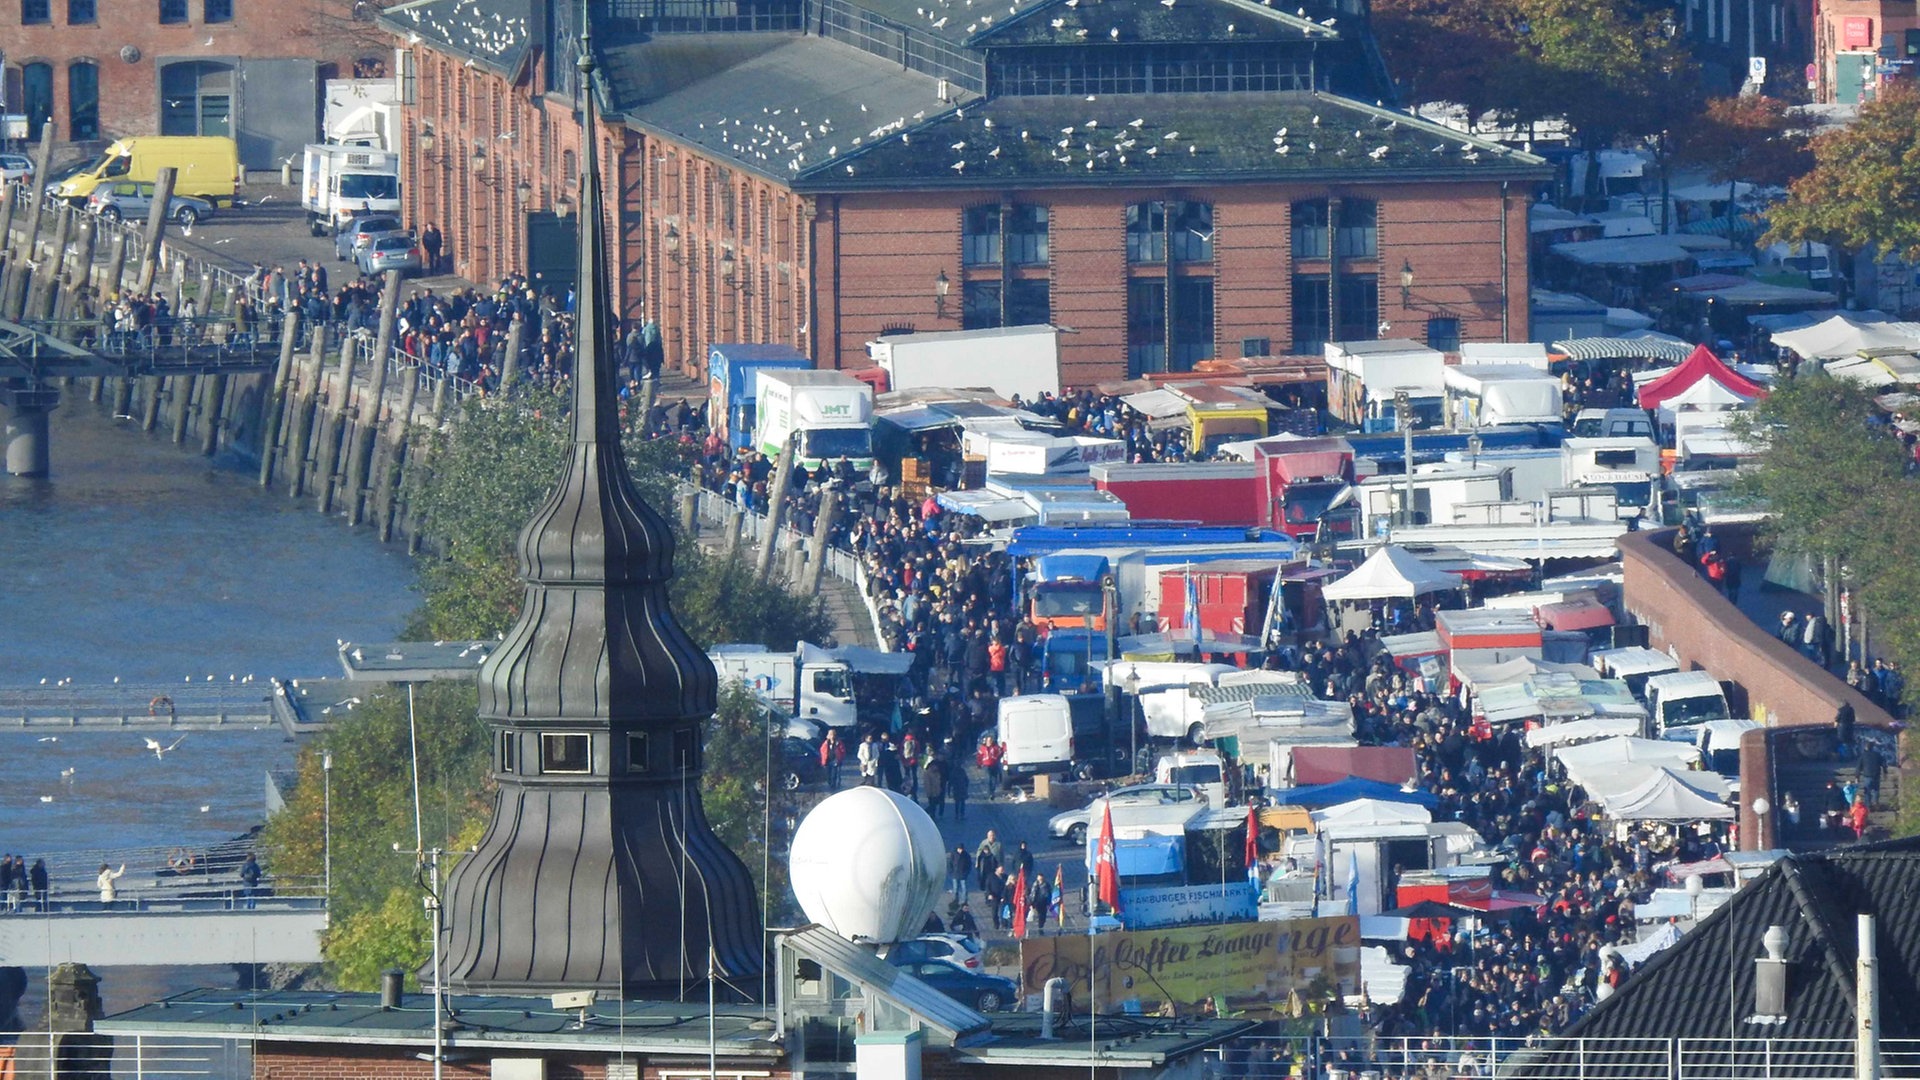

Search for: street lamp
xmin=1751 ymin=797 xmax=1771 ymax=851
xmin=470 ymin=146 xmax=487 ymax=174
xmin=1395 ymin=388 xmax=1415 ymax=527
xmin=418 ymin=125 xmax=436 ymax=156
xmin=515 ymin=179 xmax=532 ymax=208
xmin=1399 ymin=259 xmax=1414 ymax=306
xmin=934 ymin=269 xmax=951 ymax=318
xmin=719 ymin=247 xmax=737 ymax=281
xmin=663 ymin=222 xmax=683 ymax=264
xmin=322 ymin=749 xmax=333 ymax=899
xmin=555 ymin=194 xmax=575 ymax=219
xmin=1122 ymin=666 xmax=1142 ymax=775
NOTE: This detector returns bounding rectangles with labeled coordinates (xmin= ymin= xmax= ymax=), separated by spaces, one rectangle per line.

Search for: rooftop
xmin=971 ymin=0 xmax=1341 ymax=48
xmin=384 ymin=0 xmax=536 ymax=76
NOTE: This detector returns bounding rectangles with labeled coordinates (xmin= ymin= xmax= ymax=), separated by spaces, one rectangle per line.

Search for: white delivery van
xmin=1589 ymin=646 xmax=1680 ymax=698
xmin=1644 ymin=670 xmax=1731 ymax=735
xmin=998 ymin=694 xmax=1075 ymax=779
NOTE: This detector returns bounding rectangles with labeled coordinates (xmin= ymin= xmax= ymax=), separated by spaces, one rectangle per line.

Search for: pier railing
xmin=1206 ymin=1035 xmax=1920 ymax=1080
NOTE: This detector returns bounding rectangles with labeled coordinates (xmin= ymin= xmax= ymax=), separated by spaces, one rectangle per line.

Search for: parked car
xmin=885 ymin=933 xmax=985 ymax=971
xmin=334 ymin=214 xmax=405 ymax=262
xmin=776 ymin=736 xmax=826 ymax=791
xmin=0 ymin=154 xmax=33 ymax=184
xmin=891 ymin=959 xmax=1018 ymax=1012
xmin=1047 ymin=782 xmax=1207 ymax=847
xmin=85 ymin=180 xmax=214 ymax=226
xmin=356 ymin=234 xmax=423 ymax=277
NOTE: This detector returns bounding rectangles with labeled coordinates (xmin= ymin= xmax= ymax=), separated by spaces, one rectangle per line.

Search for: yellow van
xmin=51 ymin=136 xmax=240 ymax=206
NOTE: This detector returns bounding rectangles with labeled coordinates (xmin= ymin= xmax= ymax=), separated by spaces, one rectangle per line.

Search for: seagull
xmin=38 ymin=796 xmax=52 ymax=804
xmin=144 ymin=735 xmax=188 ymax=760
xmin=36 ymin=737 xmax=57 ymax=743
xmin=60 ymin=768 xmax=75 ymax=781
xmin=203 ymin=36 xmax=215 ymax=45
xmin=199 ymin=805 xmax=211 ymax=813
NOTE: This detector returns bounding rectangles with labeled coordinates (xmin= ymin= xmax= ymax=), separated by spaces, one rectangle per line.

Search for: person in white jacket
xmin=97 ymin=863 xmax=126 ymax=904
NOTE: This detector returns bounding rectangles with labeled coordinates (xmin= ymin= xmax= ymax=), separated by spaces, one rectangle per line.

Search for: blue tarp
xmin=1085 ymin=833 xmax=1185 ymax=876
xmin=1267 ymin=776 xmax=1440 ymax=809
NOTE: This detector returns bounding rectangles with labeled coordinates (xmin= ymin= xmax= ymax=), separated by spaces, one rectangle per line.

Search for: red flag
xmin=1095 ymin=800 xmax=1122 ymax=913
xmin=1012 ymin=866 xmax=1029 ymax=938
xmin=1245 ymin=802 xmax=1260 ymax=873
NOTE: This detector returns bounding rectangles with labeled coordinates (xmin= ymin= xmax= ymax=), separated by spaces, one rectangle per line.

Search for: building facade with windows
xmin=1808 ymin=0 xmax=1919 ymax=104
xmin=387 ymin=0 xmax=1547 ymax=385
xmin=2 ymin=0 xmax=375 ymax=167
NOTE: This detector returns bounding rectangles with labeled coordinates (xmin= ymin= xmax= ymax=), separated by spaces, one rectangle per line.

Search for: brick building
xmin=1810 ymin=0 xmax=1920 ymax=103
xmin=384 ymin=0 xmax=1548 ymax=385
xmin=0 ymin=0 xmax=375 ymax=168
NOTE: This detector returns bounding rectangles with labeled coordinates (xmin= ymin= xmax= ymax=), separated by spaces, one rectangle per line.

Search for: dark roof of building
xmin=958 ymin=1011 xmax=1259 ymax=1066
xmin=612 ymin=35 xmax=966 ymax=182
xmin=848 ymin=0 xmax=1052 ymax=47
xmin=802 ymin=89 xmax=1547 ymax=191
xmin=95 ymin=989 xmax=785 ymax=1055
xmin=597 ymin=32 xmax=800 ymax=112
xmin=383 ymin=0 xmax=537 ymax=77
xmin=973 ymin=0 xmax=1340 ymax=47
xmin=1554 ymin=836 xmax=1920 ymax=1044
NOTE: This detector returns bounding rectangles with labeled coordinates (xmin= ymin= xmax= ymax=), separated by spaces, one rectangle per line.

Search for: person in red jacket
xmin=977 ymin=735 xmax=1005 ymax=799
xmin=819 ymin=729 xmax=846 ymax=791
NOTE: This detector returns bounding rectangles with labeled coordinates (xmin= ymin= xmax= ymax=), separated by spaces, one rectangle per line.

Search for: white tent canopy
xmin=1770 ymin=315 xmax=1920 ymax=361
xmin=1456 ymin=656 xmax=1600 ymax=690
xmin=1321 ymin=545 xmax=1464 ymax=602
xmin=1311 ymin=798 xmax=1434 ymax=829
xmin=1598 ymin=766 xmax=1734 ymax=821
xmin=1525 ymin=714 xmax=1645 ymax=749
xmin=1553 ymin=736 xmax=1702 ymax=790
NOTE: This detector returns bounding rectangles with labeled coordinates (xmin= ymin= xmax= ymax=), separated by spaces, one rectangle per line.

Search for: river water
xmin=0 ymin=398 xmax=419 ymax=1023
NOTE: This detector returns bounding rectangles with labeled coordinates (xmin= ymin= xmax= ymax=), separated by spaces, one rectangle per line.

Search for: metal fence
xmin=1207 ymin=1037 xmax=1920 ymax=1080
xmin=688 ymin=487 xmax=887 ymax=644
xmin=0 ymin=1032 xmax=247 ymax=1080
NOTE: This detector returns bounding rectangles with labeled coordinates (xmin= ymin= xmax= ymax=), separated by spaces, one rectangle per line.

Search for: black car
xmin=778 ymin=737 xmax=825 ymax=791
xmin=892 ymin=959 xmax=1019 ymax=1012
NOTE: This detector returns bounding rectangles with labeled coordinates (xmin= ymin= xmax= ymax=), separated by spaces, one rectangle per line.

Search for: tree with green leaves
xmin=1768 ymin=85 xmax=1920 ymax=261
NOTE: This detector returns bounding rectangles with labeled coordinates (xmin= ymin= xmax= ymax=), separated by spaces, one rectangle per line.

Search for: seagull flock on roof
xmin=404 ymin=0 xmax=530 ymax=60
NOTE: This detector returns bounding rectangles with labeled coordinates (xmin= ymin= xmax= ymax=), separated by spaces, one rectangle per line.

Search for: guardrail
xmin=687 ymin=486 xmax=886 ymax=645
xmin=0 ymin=874 xmax=326 ymax=915
xmin=1206 ymin=1036 xmax=1920 ymax=1080
xmin=0 ymin=1031 xmax=244 ymax=1080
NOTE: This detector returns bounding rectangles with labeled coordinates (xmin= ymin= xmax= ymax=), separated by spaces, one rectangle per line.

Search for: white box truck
xmin=709 ymin=645 xmax=854 ymax=735
xmin=867 ymin=325 xmax=1063 ymax=402
xmin=753 ymin=369 xmax=874 ymax=471
xmin=302 ymin=144 xmax=402 ymax=235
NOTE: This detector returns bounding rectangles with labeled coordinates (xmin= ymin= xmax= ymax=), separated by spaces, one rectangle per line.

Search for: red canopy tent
xmin=1292 ymin=745 xmax=1419 ymax=787
xmin=1636 ymin=345 xmax=1767 ymax=411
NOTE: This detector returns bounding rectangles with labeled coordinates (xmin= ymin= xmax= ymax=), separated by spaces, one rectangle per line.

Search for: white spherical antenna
xmin=789 ymin=787 xmax=945 ymax=944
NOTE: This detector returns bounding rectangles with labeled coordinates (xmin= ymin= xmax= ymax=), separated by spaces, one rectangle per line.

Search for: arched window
xmin=1007 ymin=204 xmax=1048 ymax=265
xmin=562 ymin=149 xmax=578 ymax=186
xmin=20 ymin=63 xmax=53 ymax=142
xmin=67 ymin=61 xmax=98 ymax=141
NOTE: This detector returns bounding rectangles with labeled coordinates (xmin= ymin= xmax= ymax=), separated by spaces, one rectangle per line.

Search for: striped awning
xmin=1551 ymin=337 xmax=1694 ymax=363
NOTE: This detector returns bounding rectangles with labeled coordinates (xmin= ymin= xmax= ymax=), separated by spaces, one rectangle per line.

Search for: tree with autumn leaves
xmin=1768 ymin=85 xmax=1920 ymax=261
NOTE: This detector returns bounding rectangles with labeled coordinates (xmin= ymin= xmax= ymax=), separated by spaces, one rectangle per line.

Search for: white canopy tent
xmin=1311 ymin=798 xmax=1434 ymax=829
xmin=1770 ymin=315 xmax=1920 ymax=361
xmin=1524 ymin=714 xmax=1646 ymax=749
xmin=1599 ymin=766 xmax=1735 ymax=821
xmin=1455 ymin=656 xmax=1600 ymax=690
xmin=1553 ymin=737 xmax=1702 ymax=790
xmin=1321 ymin=545 xmax=1464 ymax=602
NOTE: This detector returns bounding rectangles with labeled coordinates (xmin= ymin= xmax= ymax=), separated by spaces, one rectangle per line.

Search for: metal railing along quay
xmin=0 ymin=1032 xmax=245 ymax=1080
xmin=1205 ymin=1036 xmax=1920 ymax=1080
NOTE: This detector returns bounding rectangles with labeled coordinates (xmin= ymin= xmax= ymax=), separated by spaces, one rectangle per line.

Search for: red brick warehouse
xmin=3 ymin=0 xmax=380 ymax=168
xmin=385 ymin=0 xmax=1548 ymax=385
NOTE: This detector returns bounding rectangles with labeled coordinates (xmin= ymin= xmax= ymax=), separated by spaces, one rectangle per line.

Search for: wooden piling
xmin=286 ymin=326 xmax=326 ymax=499
xmin=315 ymin=332 xmax=357 ymax=515
xmin=754 ymin=441 xmax=796 ymax=581
xmin=345 ymin=269 xmax=402 ymax=527
xmin=257 ymin=310 xmax=302 ymax=487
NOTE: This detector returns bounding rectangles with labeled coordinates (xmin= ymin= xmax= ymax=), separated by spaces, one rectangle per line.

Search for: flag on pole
xmin=1245 ymin=802 xmax=1261 ymax=886
xmin=1050 ymin=864 xmax=1064 ymax=922
xmin=1183 ymin=562 xmax=1200 ymax=634
xmin=1012 ymin=866 xmax=1029 ymax=938
xmin=1347 ymin=848 xmax=1361 ymax=915
xmin=1095 ymin=801 xmax=1122 ymax=914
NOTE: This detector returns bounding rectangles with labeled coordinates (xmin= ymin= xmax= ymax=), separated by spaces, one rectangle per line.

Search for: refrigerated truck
xmin=302 ymin=143 xmax=401 ymax=234
xmin=708 ymin=343 xmax=811 ymax=452
xmin=752 ymin=369 xmax=875 ymax=470
xmin=866 ymin=325 xmax=1063 ymax=401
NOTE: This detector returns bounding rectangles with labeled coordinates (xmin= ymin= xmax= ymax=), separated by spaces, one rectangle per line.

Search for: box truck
xmin=752 ymin=370 xmax=874 ymax=470
xmin=302 ymin=143 xmax=402 ymax=235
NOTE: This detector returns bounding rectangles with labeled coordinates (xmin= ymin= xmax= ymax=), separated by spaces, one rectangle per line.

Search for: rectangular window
xmin=626 ymin=732 xmax=651 ymax=773
xmin=23 ymin=0 xmax=50 ymax=22
xmin=1337 ymin=273 xmax=1380 ymax=342
xmin=497 ymin=731 xmax=518 ymax=773
xmin=1127 ymin=278 xmax=1167 ymax=376
xmin=159 ymin=0 xmax=187 ymax=20
xmin=1291 ymin=274 xmax=1330 ymax=354
xmin=1007 ymin=278 xmax=1051 ymax=326
xmin=1127 ymin=203 xmax=1166 ymax=264
xmin=66 ymin=0 xmax=91 ymax=22
xmin=673 ymin=728 xmax=697 ymax=771
xmin=1170 ymin=277 xmax=1215 ymax=372
xmin=1291 ymin=201 xmax=1329 ymax=260
xmin=1169 ymin=203 xmax=1213 ymax=265
xmin=1335 ymin=200 xmax=1378 ymax=259
xmin=1426 ymin=316 xmax=1462 ymax=352
xmin=67 ymin=62 xmax=98 ymax=140
xmin=1007 ymin=205 xmax=1049 ymax=266
xmin=204 ymin=0 xmax=231 ymax=21
xmin=540 ymin=733 xmax=591 ymax=773
xmin=962 ymin=205 xmax=1001 ymax=267
xmin=962 ymin=280 xmax=1002 ymax=330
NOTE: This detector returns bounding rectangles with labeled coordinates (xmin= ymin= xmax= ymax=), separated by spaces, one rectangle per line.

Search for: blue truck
xmin=707 ymin=342 xmax=811 ymax=453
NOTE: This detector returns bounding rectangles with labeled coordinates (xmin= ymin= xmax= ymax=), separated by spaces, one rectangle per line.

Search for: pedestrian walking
xmin=819 ymin=729 xmax=846 ymax=791
xmin=974 ymin=830 xmax=1001 ymax=893
xmin=977 ymin=735 xmax=1005 ymax=799
xmin=924 ymin=753 xmax=947 ymax=817
xmin=946 ymin=845 xmax=971 ymax=901
xmin=28 ymin=859 xmax=47 ymax=911
xmin=949 ymin=757 xmax=970 ymax=821
xmin=857 ymin=733 xmax=880 ymax=786
xmin=420 ymin=223 xmax=444 ymax=274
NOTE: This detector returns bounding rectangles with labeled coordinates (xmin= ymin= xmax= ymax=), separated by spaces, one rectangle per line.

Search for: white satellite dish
xmin=789 ymin=787 xmax=945 ymax=944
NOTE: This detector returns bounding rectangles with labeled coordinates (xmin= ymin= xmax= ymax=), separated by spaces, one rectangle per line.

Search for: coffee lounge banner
xmin=1020 ymin=916 xmax=1361 ymax=1016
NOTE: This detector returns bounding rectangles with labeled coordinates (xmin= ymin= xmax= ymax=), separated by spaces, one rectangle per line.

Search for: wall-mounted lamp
xmin=555 ymin=194 xmax=575 ymax=219
xmin=1399 ymin=259 xmax=1414 ymax=306
xmin=470 ymin=146 xmax=487 ymax=174
xmin=718 ymin=248 xmax=737 ymax=282
xmin=418 ymin=125 xmax=437 ymax=157
xmin=663 ymin=222 xmax=684 ymax=265
xmin=515 ymin=179 xmax=533 ymax=208
xmin=934 ymin=269 xmax=951 ymax=318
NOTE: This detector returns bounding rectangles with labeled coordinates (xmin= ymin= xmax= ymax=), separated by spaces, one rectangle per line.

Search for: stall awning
xmin=1551 ymin=337 xmax=1694 ymax=363
xmin=1536 ymin=597 xmax=1615 ymax=632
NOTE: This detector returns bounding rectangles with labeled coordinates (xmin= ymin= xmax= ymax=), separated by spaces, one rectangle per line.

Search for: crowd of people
xmin=0 ymin=856 xmax=48 ymax=911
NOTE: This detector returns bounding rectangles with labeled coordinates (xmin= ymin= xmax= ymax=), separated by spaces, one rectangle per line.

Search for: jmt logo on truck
xmin=815 ymin=404 xmax=852 ymax=417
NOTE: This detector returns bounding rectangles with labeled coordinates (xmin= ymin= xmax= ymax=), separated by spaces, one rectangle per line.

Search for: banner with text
xmin=1020 ymin=915 xmax=1361 ymax=1017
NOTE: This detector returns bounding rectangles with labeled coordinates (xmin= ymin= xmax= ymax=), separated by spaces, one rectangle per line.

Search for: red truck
xmin=1255 ymin=437 xmax=1356 ymax=539
xmin=1089 ymin=461 xmax=1259 ymax=526
xmin=1155 ymin=559 xmax=1335 ymax=642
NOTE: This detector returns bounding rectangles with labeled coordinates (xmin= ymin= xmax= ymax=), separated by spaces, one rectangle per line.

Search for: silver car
xmin=357 ymin=234 xmax=422 ymax=277
xmin=86 ymin=180 xmax=215 ymax=226
xmin=1046 ymin=782 xmax=1206 ymax=846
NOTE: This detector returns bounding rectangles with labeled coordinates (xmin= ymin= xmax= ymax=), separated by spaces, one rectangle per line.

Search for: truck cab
xmin=1564 ymin=436 xmax=1662 ymax=520
xmin=1155 ymin=747 xmax=1231 ymax=807
xmin=1028 ymin=554 xmax=1112 ymax=635
xmin=753 ymin=369 xmax=876 ymax=471
xmin=1643 ymin=670 xmax=1731 ymax=735
xmin=707 ymin=343 xmax=810 ymax=453
xmin=709 ymin=645 xmax=855 ymax=733
xmin=1571 ymin=408 xmax=1655 ymax=440
xmin=1172 ymin=383 xmax=1274 ymax=457
xmin=1255 ymin=436 xmax=1356 ymax=540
